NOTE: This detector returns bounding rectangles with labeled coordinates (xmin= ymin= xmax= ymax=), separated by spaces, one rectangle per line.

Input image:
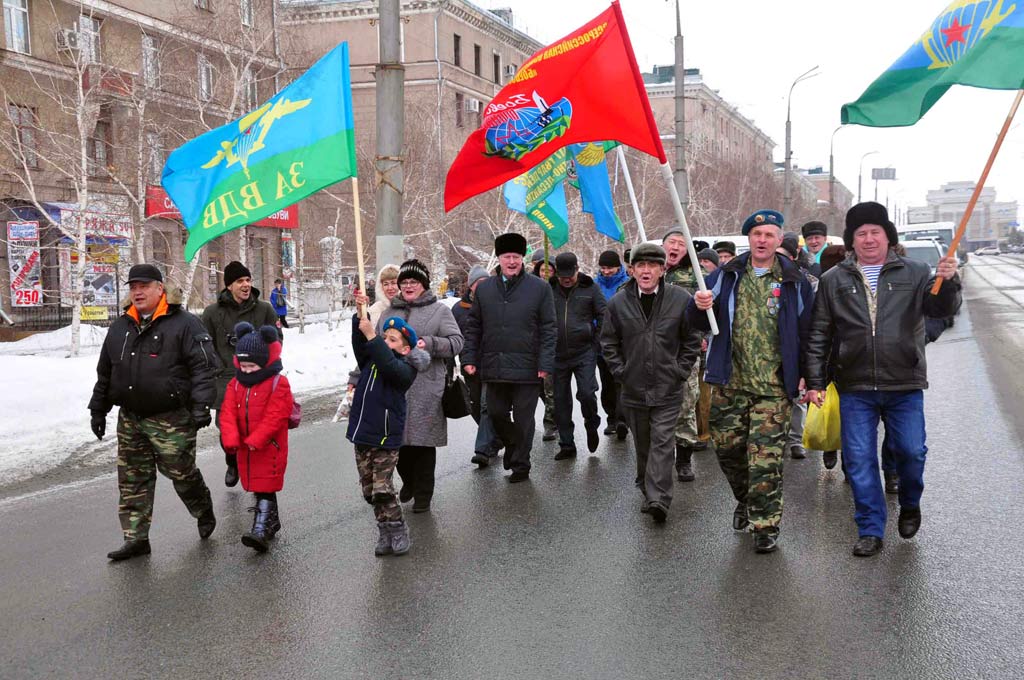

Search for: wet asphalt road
xmin=3 ymin=259 xmax=1024 ymax=679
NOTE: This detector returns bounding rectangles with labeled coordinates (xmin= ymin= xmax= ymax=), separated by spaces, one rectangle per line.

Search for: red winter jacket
xmin=220 ymin=347 xmax=293 ymax=493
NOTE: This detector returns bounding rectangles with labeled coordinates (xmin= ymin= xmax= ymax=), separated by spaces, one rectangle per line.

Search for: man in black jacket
xmin=463 ymin=233 xmax=557 ymax=483
xmin=89 ymin=265 xmax=221 ymax=561
xmin=804 ymin=202 xmax=961 ymax=557
xmin=201 ymin=260 xmax=280 ymax=487
xmin=550 ymin=252 xmax=606 ymax=459
xmin=601 ymin=243 xmax=702 ymax=523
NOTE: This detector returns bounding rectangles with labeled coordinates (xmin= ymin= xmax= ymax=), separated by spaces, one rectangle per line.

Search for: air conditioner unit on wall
xmin=56 ymin=29 xmax=80 ymax=51
xmin=503 ymin=65 xmax=517 ymax=78
xmin=465 ymin=99 xmax=480 ymax=113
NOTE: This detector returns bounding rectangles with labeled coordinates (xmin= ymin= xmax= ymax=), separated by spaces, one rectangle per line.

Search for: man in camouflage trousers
xmin=90 ymin=265 xmax=220 ymax=561
xmin=662 ymin=227 xmax=703 ymax=481
xmin=356 ymin=447 xmax=402 ymax=522
xmin=688 ymin=210 xmax=814 ymax=553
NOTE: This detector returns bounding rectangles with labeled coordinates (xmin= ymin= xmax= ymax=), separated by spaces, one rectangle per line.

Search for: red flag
xmin=443 ymin=1 xmax=666 ymax=212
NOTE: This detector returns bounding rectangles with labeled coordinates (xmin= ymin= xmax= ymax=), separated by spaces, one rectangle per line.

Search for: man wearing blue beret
xmin=687 ymin=209 xmax=815 ymax=553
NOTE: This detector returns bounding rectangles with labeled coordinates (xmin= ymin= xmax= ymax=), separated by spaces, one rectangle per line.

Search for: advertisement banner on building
xmin=59 ymin=246 xmax=119 ymax=307
xmin=144 ymin=186 xmax=299 ymax=228
xmin=60 ymin=209 xmax=133 ymax=241
xmin=6 ymin=221 xmax=42 ymax=307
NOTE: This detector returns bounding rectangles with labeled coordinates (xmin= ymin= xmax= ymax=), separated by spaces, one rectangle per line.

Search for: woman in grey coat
xmin=374 ymin=259 xmax=464 ymax=513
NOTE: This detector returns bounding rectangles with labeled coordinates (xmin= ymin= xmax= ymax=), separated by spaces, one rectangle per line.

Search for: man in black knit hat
xmin=201 ymin=260 xmax=280 ymax=488
xmin=463 ymin=233 xmax=556 ymax=483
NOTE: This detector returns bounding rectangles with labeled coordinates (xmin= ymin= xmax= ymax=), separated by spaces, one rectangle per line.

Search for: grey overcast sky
xmin=479 ymin=0 xmax=1024 ymax=223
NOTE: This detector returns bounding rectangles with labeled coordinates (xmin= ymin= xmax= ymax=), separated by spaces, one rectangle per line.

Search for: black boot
xmin=225 ymin=463 xmax=239 ymax=488
xmin=265 ymin=500 xmax=281 ymax=539
xmin=676 ymin=444 xmax=695 ymax=482
xmin=241 ymin=498 xmax=273 ymax=553
xmin=107 ymin=539 xmax=151 ymax=561
xmin=884 ymin=470 xmax=900 ymax=494
xmin=197 ymin=507 xmax=216 ymax=539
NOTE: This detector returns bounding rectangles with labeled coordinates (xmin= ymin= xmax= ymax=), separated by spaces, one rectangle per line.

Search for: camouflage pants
xmin=709 ymin=386 xmax=791 ymax=535
xmin=116 ymin=408 xmax=213 ymax=541
xmin=674 ymin=362 xmax=701 ymax=447
xmin=543 ymin=374 xmax=556 ymax=431
xmin=355 ymin=445 xmax=401 ymax=522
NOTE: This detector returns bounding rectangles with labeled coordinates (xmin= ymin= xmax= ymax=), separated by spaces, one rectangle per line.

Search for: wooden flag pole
xmin=616 ymin=145 xmax=648 ymax=243
xmin=543 ymin=232 xmax=550 ymax=271
xmin=352 ymin=176 xmax=368 ymax=319
xmin=933 ymin=89 xmax=1024 ymax=295
xmin=659 ymin=161 xmax=719 ymax=335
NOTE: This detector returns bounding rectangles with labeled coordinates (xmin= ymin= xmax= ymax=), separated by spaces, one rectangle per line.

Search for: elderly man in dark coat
xmin=463 ymin=233 xmax=557 ymax=483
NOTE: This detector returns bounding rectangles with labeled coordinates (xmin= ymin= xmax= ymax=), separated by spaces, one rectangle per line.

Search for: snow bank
xmin=0 ymin=319 xmax=354 ymax=484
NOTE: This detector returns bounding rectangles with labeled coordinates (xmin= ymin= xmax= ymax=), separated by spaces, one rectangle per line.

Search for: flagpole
xmin=352 ymin=176 xmax=368 ymax=319
xmin=543 ymin=232 xmax=550 ymax=270
xmin=615 ymin=146 xmax=647 ymax=243
xmin=932 ymin=89 xmax=1024 ymax=295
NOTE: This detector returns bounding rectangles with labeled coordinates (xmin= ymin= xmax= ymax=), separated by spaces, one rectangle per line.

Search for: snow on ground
xmin=0 ymin=316 xmax=355 ymax=485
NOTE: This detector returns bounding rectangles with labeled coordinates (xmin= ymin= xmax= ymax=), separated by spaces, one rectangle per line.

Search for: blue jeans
xmin=839 ymin=390 xmax=928 ymax=538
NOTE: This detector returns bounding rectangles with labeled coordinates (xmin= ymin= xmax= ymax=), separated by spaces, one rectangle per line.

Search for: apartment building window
xmin=242 ymin=69 xmax=258 ymax=109
xmin=194 ymin=0 xmax=211 ymax=10
xmin=141 ymin=34 xmax=160 ymax=89
xmin=455 ymin=92 xmax=464 ymax=128
xmin=7 ymin=104 xmax=37 ymax=168
xmin=88 ymin=120 xmax=112 ymax=176
xmin=79 ymin=15 xmax=101 ymax=64
xmin=453 ymin=34 xmax=461 ymax=67
xmin=492 ymin=53 xmax=501 ymax=85
xmin=146 ymin=131 xmax=163 ymax=180
xmin=3 ymin=0 xmax=30 ymax=54
xmin=240 ymin=0 xmax=254 ymax=28
xmin=473 ymin=44 xmax=481 ymax=76
xmin=198 ymin=55 xmax=213 ymax=101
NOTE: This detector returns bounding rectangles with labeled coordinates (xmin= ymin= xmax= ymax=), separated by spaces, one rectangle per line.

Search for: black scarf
xmin=235 ymin=359 xmax=283 ymax=387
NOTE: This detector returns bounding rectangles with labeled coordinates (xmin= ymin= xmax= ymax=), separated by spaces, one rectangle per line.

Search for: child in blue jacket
xmin=346 ymin=314 xmax=428 ymax=556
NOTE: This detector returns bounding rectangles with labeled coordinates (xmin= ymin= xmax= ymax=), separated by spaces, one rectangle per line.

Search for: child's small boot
xmin=388 ymin=520 xmax=411 ymax=556
xmin=241 ymin=498 xmax=273 ymax=553
xmin=375 ymin=521 xmax=393 ymax=556
xmin=265 ymin=500 xmax=282 ymax=539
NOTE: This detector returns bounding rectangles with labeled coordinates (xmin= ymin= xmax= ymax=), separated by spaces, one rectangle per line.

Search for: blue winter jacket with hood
xmin=595 ymin=268 xmax=630 ymax=300
xmin=346 ymin=315 xmax=430 ymax=449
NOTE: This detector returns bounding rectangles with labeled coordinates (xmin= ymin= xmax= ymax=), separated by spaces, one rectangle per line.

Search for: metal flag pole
xmin=615 ymin=145 xmax=647 ymax=243
xmin=352 ymin=176 xmax=368 ymax=319
xmin=932 ymin=89 xmax=1024 ymax=295
xmin=658 ymin=161 xmax=718 ymax=335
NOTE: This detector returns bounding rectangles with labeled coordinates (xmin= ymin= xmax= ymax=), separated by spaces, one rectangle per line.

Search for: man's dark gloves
xmin=90 ymin=412 xmax=106 ymax=440
xmin=191 ymin=406 xmax=212 ymax=430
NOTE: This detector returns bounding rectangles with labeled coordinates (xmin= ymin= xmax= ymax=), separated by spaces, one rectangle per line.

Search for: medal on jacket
xmin=767 ymin=282 xmax=782 ymax=316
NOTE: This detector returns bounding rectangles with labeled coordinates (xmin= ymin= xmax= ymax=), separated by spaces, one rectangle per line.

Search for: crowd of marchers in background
xmin=87 ymin=200 xmax=960 ymax=562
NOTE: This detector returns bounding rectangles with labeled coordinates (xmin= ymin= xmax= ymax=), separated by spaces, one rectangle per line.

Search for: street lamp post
xmin=784 ymin=65 xmax=819 ymax=220
xmin=858 ymin=150 xmax=879 ymax=203
xmin=829 ymin=124 xmax=844 ymax=208
xmin=673 ymin=0 xmax=689 ymax=206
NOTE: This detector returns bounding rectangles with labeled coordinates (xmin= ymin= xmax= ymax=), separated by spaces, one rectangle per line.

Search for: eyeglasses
xmin=398 ymin=281 xmax=422 ymax=288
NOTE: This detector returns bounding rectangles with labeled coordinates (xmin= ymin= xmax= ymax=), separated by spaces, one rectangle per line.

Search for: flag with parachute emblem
xmin=444 ymin=1 xmax=665 ymax=211
xmin=843 ymin=1 xmax=1024 ymax=127
xmin=163 ymin=42 xmax=357 ymax=260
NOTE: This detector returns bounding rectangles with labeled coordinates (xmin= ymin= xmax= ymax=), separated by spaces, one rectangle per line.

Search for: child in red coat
xmin=220 ymin=322 xmax=294 ymax=553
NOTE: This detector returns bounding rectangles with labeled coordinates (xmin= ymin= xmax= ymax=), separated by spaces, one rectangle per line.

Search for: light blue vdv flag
xmin=569 ymin=142 xmax=624 ymax=242
xmin=162 ymin=42 xmax=357 ymax=260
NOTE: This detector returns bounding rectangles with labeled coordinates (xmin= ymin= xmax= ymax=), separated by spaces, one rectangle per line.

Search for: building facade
xmin=907 ymin=181 xmax=1018 ymax=248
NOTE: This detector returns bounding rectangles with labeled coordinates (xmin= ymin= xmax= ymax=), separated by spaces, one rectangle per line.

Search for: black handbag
xmin=442 ymin=362 xmax=472 ymax=419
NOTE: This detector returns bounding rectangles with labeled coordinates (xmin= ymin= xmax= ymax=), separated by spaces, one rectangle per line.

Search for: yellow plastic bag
xmin=803 ymin=383 xmax=841 ymax=451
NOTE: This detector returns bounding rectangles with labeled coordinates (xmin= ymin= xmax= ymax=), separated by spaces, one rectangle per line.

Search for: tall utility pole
xmin=783 ymin=65 xmax=819 ymax=220
xmin=673 ymin=0 xmax=689 ymax=207
xmin=375 ymin=0 xmax=405 ymax=272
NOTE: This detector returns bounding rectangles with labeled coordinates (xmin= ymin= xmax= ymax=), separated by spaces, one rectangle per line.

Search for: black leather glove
xmin=191 ymin=406 xmax=212 ymax=430
xmin=90 ymin=412 xmax=106 ymax=440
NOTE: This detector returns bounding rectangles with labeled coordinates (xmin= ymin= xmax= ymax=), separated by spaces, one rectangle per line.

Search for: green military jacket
xmin=730 ymin=258 xmax=786 ymax=397
xmin=665 ymin=261 xmax=701 ymax=295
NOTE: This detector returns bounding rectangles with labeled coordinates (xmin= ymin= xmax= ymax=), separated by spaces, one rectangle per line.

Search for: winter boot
xmin=884 ymin=470 xmax=900 ymax=494
xmin=107 ymin=539 xmax=151 ymax=561
xmin=197 ymin=507 xmax=217 ymax=539
xmin=375 ymin=521 xmax=393 ymax=556
xmin=676 ymin=445 xmax=695 ymax=482
xmin=241 ymin=498 xmax=273 ymax=553
xmin=388 ymin=521 xmax=411 ymax=556
xmin=265 ymin=500 xmax=282 ymax=539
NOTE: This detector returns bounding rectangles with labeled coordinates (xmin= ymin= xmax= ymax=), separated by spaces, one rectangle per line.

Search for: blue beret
xmin=741 ymin=210 xmax=785 ymax=236
xmin=382 ymin=316 xmax=418 ymax=347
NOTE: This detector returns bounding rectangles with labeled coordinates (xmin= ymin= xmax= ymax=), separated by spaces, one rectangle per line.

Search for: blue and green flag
xmin=842 ymin=2 xmax=1024 ymax=127
xmin=163 ymin=42 xmax=357 ymax=260
xmin=503 ymin=149 xmax=571 ymax=247
xmin=569 ymin=142 xmax=624 ymax=242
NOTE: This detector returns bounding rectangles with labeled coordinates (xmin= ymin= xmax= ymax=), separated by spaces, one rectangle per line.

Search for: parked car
xmin=901 ymin=239 xmax=960 ymax=326
xmin=975 ymin=246 xmax=1001 ymax=255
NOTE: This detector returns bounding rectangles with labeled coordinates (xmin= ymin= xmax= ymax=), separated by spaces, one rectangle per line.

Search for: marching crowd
xmin=87 ymin=200 xmax=960 ymax=562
